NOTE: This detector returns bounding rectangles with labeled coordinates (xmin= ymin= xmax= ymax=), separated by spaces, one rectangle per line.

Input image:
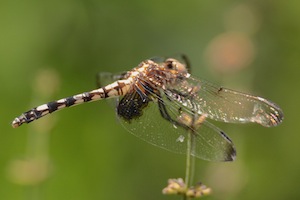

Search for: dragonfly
xmin=11 ymin=55 xmax=284 ymax=162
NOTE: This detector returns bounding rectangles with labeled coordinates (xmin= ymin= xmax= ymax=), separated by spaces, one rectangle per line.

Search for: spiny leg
xmin=157 ymin=94 xmax=190 ymax=131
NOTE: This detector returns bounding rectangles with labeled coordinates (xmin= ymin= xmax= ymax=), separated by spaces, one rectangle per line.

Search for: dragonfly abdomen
xmin=12 ymin=79 xmax=132 ymax=128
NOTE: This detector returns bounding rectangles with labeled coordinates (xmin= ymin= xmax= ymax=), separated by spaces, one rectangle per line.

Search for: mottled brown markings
xmin=11 ymin=56 xmax=190 ymax=128
xmin=102 ymin=87 xmax=109 ymax=98
xmin=117 ymin=81 xmax=126 ymax=95
xmin=94 ymin=88 xmax=105 ymax=99
xmin=218 ymin=87 xmax=223 ymax=93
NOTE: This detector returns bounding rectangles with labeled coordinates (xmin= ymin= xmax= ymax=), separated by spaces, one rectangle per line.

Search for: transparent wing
xmin=96 ymin=72 xmax=125 ymax=87
xmin=165 ymin=75 xmax=284 ymax=127
xmin=117 ymin=89 xmax=236 ymax=162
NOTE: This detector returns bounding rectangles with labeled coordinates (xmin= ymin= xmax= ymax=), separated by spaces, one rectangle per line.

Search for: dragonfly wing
xmin=96 ymin=72 xmax=126 ymax=87
xmin=191 ymin=119 xmax=236 ymax=161
xmin=117 ymin=89 xmax=236 ymax=162
xmin=166 ymin=76 xmax=284 ymax=127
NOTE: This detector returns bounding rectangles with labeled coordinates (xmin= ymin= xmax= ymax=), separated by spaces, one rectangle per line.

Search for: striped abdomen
xmin=12 ymin=79 xmax=132 ymax=128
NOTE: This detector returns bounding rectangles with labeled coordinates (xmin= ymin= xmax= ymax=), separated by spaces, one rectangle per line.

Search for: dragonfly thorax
xmin=125 ymin=58 xmax=189 ymax=90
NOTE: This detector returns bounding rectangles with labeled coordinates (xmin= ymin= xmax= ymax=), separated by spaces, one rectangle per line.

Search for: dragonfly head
xmin=163 ymin=58 xmax=188 ymax=75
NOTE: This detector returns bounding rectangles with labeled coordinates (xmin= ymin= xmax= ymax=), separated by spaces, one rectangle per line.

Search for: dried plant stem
xmin=183 ymin=130 xmax=196 ymax=200
xmin=184 ymin=131 xmax=192 ymax=187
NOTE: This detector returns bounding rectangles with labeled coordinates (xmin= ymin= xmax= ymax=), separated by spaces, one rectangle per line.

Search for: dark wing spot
xmin=117 ymin=90 xmax=150 ymax=122
xmin=220 ymin=131 xmax=236 ymax=161
xmin=220 ymin=131 xmax=232 ymax=142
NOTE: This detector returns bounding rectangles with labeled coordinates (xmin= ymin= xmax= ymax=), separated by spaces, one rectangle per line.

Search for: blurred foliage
xmin=1 ymin=0 xmax=299 ymax=200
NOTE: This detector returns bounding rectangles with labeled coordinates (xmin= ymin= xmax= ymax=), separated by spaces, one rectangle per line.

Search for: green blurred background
xmin=1 ymin=0 xmax=299 ymax=199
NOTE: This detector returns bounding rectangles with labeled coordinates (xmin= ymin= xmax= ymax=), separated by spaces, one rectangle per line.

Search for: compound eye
xmin=164 ymin=58 xmax=187 ymax=74
xmin=165 ymin=59 xmax=177 ymax=70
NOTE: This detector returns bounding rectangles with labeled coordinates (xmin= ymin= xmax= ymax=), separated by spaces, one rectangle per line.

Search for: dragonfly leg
xmin=157 ymin=96 xmax=190 ymax=130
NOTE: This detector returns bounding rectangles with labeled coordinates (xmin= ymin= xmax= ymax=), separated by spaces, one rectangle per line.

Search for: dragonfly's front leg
xmin=157 ymin=95 xmax=190 ymax=131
